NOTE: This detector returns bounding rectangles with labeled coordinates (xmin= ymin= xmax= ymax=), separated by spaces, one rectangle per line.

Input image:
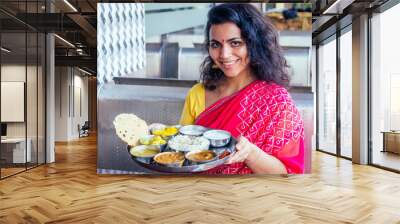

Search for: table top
xmin=381 ymin=131 xmax=400 ymax=134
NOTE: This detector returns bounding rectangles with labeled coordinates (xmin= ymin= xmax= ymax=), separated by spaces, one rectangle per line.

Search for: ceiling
xmin=0 ymin=0 xmax=97 ymax=74
xmin=311 ymin=0 xmax=391 ymax=44
xmin=1 ymin=0 xmax=396 ymax=74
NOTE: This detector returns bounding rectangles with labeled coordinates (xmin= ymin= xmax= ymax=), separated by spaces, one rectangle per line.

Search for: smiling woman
xmin=179 ymin=3 xmax=305 ymax=174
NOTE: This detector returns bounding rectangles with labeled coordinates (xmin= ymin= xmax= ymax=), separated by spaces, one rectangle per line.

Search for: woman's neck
xmin=219 ymin=70 xmax=256 ymax=96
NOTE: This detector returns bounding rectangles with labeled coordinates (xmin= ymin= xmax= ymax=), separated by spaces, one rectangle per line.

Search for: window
xmin=317 ymin=37 xmax=337 ymax=154
xmin=370 ymin=3 xmax=400 ymax=171
xmin=340 ymin=29 xmax=352 ymax=158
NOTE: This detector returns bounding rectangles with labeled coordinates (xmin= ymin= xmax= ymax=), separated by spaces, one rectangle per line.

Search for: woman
xmin=180 ymin=3 xmax=304 ymax=174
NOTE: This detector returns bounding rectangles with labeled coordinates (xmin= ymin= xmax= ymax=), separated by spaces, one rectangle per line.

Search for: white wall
xmin=1 ymin=63 xmax=46 ymax=164
xmin=1 ymin=65 xmax=41 ymax=138
xmin=54 ymin=67 xmax=89 ymax=141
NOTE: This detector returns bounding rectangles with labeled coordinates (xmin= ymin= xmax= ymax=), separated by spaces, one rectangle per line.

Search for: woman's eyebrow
xmin=210 ymin=37 xmax=242 ymax=43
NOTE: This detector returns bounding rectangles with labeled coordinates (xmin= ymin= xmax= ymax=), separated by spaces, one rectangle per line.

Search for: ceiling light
xmin=1 ymin=47 xmax=11 ymax=53
xmin=54 ymin=34 xmax=75 ymax=48
xmin=78 ymin=67 xmax=92 ymax=76
xmin=63 ymin=0 xmax=78 ymax=12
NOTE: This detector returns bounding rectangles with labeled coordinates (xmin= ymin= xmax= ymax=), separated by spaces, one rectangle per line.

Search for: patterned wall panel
xmin=97 ymin=3 xmax=145 ymax=86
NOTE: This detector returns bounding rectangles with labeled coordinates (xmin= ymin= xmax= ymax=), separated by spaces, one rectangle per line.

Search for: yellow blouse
xmin=179 ymin=83 xmax=205 ymax=125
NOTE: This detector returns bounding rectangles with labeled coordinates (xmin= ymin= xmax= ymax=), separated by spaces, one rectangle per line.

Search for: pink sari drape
xmin=195 ymin=80 xmax=304 ymax=174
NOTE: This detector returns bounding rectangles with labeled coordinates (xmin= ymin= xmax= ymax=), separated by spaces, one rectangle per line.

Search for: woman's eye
xmin=209 ymin=42 xmax=219 ymax=49
xmin=231 ymin=41 xmax=242 ymax=47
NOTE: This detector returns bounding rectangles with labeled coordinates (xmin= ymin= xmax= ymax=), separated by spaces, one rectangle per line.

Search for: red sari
xmin=196 ymin=80 xmax=304 ymax=174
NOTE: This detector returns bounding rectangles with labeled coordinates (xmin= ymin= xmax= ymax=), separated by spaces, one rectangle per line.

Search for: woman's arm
xmin=226 ymin=136 xmax=289 ymax=174
xmin=244 ymin=145 xmax=287 ymax=174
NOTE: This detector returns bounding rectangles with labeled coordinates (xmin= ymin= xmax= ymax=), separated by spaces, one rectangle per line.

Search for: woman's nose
xmin=219 ymin=45 xmax=232 ymax=59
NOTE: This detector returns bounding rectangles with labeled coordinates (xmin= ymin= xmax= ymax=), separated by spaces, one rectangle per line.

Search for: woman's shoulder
xmin=191 ymin=82 xmax=205 ymax=91
xmin=188 ymin=82 xmax=205 ymax=96
xmin=257 ymin=81 xmax=295 ymax=108
xmin=257 ymin=81 xmax=290 ymax=97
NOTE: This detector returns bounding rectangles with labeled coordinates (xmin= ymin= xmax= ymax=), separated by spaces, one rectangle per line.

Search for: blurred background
xmin=2 ymin=0 xmax=399 ymax=177
xmin=130 ymin=3 xmax=312 ymax=88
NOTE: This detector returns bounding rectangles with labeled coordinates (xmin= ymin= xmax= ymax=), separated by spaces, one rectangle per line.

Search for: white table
xmin=1 ymin=138 xmax=31 ymax=163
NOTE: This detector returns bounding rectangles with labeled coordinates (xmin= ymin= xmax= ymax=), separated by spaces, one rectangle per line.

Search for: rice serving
xmin=168 ymin=135 xmax=210 ymax=152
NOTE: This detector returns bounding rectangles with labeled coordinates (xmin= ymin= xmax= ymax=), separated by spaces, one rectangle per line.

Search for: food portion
xmin=168 ymin=135 xmax=210 ymax=152
xmin=113 ymin=113 xmax=149 ymax=146
xmin=203 ymin=130 xmax=231 ymax=140
xmin=120 ymin=120 xmax=234 ymax=171
xmin=186 ymin=150 xmax=216 ymax=163
xmin=140 ymin=135 xmax=166 ymax=146
xmin=218 ymin=150 xmax=231 ymax=159
xmin=130 ymin=145 xmax=160 ymax=158
xmin=154 ymin=152 xmax=185 ymax=165
xmin=152 ymin=126 xmax=179 ymax=138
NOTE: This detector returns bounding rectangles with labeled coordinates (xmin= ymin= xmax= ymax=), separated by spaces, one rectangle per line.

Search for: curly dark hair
xmin=200 ymin=3 xmax=290 ymax=90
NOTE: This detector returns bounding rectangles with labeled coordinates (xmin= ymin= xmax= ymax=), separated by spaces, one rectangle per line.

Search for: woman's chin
xmin=221 ymin=69 xmax=240 ymax=78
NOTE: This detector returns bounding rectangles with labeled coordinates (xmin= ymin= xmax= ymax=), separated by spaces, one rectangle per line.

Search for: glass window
xmin=0 ymin=1 xmax=46 ymax=179
xmin=1 ymin=24 xmax=28 ymax=178
xmin=340 ymin=29 xmax=352 ymax=158
xmin=317 ymin=37 xmax=337 ymax=154
xmin=371 ymin=3 xmax=400 ymax=171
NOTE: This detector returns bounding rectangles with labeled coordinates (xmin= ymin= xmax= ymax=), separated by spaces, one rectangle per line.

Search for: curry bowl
xmin=153 ymin=151 xmax=185 ymax=167
xmin=185 ymin=150 xmax=217 ymax=164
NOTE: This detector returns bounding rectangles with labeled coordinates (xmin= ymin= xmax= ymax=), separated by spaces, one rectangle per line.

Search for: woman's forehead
xmin=209 ymin=22 xmax=242 ymax=41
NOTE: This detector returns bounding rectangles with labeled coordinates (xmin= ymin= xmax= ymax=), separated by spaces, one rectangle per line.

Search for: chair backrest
xmin=82 ymin=121 xmax=90 ymax=129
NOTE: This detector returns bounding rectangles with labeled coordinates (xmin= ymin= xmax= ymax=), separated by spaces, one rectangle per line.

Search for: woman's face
xmin=208 ymin=22 xmax=251 ymax=78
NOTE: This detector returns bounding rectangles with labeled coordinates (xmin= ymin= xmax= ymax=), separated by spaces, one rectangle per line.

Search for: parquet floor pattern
xmin=1 ymin=135 xmax=400 ymax=223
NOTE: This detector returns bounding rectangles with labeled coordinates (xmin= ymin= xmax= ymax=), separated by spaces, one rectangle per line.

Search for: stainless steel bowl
xmin=203 ymin=130 xmax=231 ymax=147
xmin=185 ymin=150 xmax=217 ymax=164
xmin=129 ymin=145 xmax=160 ymax=164
xmin=179 ymin=125 xmax=208 ymax=136
xmin=153 ymin=152 xmax=185 ymax=167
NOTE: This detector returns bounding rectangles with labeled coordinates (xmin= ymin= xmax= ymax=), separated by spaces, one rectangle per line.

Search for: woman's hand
xmin=226 ymin=136 xmax=260 ymax=164
xmin=224 ymin=135 xmax=288 ymax=174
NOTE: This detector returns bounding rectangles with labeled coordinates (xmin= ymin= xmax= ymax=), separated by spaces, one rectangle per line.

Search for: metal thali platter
xmin=127 ymin=138 xmax=236 ymax=173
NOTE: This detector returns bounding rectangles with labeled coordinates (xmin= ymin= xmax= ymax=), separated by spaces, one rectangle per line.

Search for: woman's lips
xmin=219 ymin=59 xmax=240 ymax=69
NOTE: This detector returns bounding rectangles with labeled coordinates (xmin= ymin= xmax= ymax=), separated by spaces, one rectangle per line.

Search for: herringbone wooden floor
xmin=1 ymin=135 xmax=400 ymax=224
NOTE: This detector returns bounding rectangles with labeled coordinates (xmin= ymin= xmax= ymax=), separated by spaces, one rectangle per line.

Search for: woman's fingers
xmin=226 ymin=135 xmax=255 ymax=164
xmin=235 ymin=135 xmax=247 ymax=150
xmin=227 ymin=146 xmax=249 ymax=164
xmin=226 ymin=152 xmax=243 ymax=164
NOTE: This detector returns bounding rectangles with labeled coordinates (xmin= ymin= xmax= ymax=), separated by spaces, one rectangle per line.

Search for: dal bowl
xmin=185 ymin=150 xmax=217 ymax=164
xmin=129 ymin=145 xmax=160 ymax=163
xmin=154 ymin=152 xmax=185 ymax=167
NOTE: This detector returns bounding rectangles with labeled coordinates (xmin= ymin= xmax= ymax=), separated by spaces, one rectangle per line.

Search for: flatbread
xmin=113 ymin=113 xmax=149 ymax=146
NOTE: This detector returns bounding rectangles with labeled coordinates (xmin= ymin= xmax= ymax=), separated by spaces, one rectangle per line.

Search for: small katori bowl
xmin=179 ymin=125 xmax=208 ymax=136
xmin=153 ymin=151 xmax=185 ymax=167
xmin=185 ymin=149 xmax=217 ymax=164
xmin=129 ymin=145 xmax=161 ymax=164
xmin=203 ymin=130 xmax=231 ymax=147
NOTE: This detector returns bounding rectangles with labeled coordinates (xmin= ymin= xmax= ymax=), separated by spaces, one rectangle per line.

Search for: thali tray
xmin=127 ymin=138 xmax=236 ymax=173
